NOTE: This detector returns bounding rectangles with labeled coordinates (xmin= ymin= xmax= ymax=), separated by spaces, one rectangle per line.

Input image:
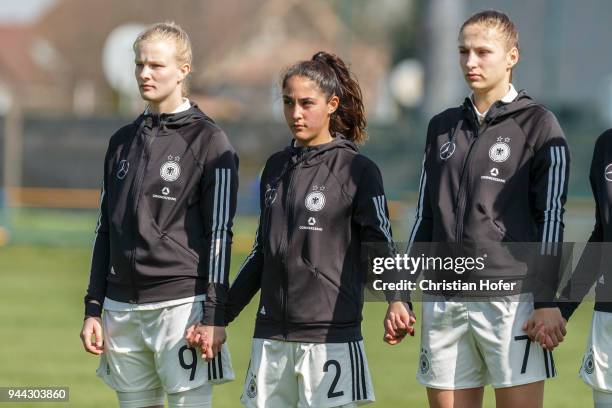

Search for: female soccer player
xmin=557 ymin=129 xmax=612 ymax=408
xmin=384 ymin=10 xmax=569 ymax=408
xmin=216 ymin=51 xmax=392 ymax=407
xmin=79 ymin=22 xmax=237 ymax=408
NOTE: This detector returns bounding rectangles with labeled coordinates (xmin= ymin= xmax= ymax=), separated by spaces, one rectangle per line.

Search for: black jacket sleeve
xmin=407 ymin=120 xmax=434 ymax=248
xmin=84 ymin=151 xmax=111 ymax=317
xmin=225 ymin=170 xmax=267 ymax=325
xmin=200 ymin=130 xmax=239 ymax=326
xmin=225 ymin=224 xmax=263 ymax=325
xmin=352 ymin=160 xmax=405 ymax=304
xmin=558 ymin=135 xmax=605 ymax=320
xmin=529 ymin=111 xmax=570 ymax=308
xmin=402 ymin=120 xmax=435 ymax=297
xmin=353 ymin=160 xmax=395 ymax=252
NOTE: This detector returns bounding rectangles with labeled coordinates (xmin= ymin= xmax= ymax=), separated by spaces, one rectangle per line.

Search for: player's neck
xmin=472 ymin=82 xmax=510 ymax=114
xmin=148 ymin=93 xmax=184 ymax=114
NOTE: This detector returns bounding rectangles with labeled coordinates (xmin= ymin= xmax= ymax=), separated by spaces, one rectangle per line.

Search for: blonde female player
xmin=194 ymin=51 xmax=395 ymax=407
xmin=79 ymin=22 xmax=236 ymax=408
xmin=384 ymin=10 xmax=569 ymax=408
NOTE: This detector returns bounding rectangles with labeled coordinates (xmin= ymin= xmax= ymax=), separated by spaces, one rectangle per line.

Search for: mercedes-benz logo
xmin=439 ymin=141 xmax=456 ymax=160
xmin=605 ymin=164 xmax=612 ymax=182
xmin=116 ymin=160 xmax=129 ymax=180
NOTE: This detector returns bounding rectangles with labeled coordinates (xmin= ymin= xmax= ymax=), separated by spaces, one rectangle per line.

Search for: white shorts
xmin=97 ymin=301 xmax=234 ymax=394
xmin=417 ymin=296 xmax=556 ymax=389
xmin=580 ymin=310 xmax=612 ymax=392
xmin=116 ymin=383 xmax=212 ymax=408
xmin=241 ymin=338 xmax=374 ymax=407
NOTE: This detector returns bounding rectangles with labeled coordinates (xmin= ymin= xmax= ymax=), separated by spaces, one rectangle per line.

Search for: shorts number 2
xmin=323 ymin=359 xmax=344 ymax=398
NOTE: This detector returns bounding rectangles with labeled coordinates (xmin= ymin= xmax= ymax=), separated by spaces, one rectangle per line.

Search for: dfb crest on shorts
xmin=605 ymin=163 xmax=612 ymax=182
xmin=305 ymin=191 xmax=326 ymax=212
xmin=489 ymin=137 xmax=511 ymax=163
xmin=116 ymin=160 xmax=129 ymax=180
xmin=160 ymin=160 xmax=181 ymax=182
xmin=246 ymin=374 xmax=257 ymax=398
xmin=419 ymin=348 xmax=431 ymax=375
xmin=583 ymin=348 xmax=595 ymax=375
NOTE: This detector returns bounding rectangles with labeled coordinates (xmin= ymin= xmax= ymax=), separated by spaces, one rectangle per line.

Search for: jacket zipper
xmin=129 ymin=115 xmax=160 ymax=302
xmin=454 ymin=106 xmax=502 ymax=243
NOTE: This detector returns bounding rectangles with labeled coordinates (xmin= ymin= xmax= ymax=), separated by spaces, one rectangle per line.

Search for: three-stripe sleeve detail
xmin=208 ymin=168 xmax=232 ymax=284
xmin=408 ymin=154 xmax=427 ymax=247
xmin=541 ymin=146 xmax=567 ymax=256
xmin=372 ymin=195 xmax=393 ymax=244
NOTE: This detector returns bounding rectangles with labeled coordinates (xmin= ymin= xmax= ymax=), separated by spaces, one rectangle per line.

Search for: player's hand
xmin=185 ymin=324 xmax=210 ymax=358
xmin=185 ymin=323 xmax=210 ymax=354
xmin=185 ymin=324 xmax=226 ymax=362
xmin=80 ymin=316 xmax=104 ymax=355
xmin=522 ymin=308 xmax=567 ymax=350
xmin=383 ymin=301 xmax=416 ymax=345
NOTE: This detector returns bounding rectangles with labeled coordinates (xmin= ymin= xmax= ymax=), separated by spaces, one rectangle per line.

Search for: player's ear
xmin=327 ymin=95 xmax=339 ymax=115
xmin=178 ymin=63 xmax=191 ymax=83
xmin=507 ymin=46 xmax=519 ymax=69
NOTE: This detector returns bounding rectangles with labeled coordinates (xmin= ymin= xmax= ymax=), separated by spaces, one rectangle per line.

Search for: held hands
xmin=80 ymin=316 xmax=104 ymax=355
xmin=383 ymin=301 xmax=417 ymax=345
xmin=522 ymin=307 xmax=567 ymax=351
xmin=185 ymin=324 xmax=226 ymax=362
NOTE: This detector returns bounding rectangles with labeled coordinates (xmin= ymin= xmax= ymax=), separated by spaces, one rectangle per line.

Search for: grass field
xmin=0 ymin=203 xmax=600 ymax=407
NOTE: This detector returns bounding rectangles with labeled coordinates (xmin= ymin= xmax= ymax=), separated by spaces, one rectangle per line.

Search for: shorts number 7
xmin=514 ymin=335 xmax=531 ymax=374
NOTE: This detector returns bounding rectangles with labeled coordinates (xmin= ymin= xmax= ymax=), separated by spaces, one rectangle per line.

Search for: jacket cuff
xmin=84 ymin=298 xmax=102 ymax=318
xmin=557 ymin=301 xmax=578 ymax=321
xmin=201 ymin=303 xmax=227 ymax=326
xmin=533 ymin=301 xmax=557 ymax=309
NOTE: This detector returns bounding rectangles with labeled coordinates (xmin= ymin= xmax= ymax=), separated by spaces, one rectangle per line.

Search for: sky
xmin=0 ymin=0 xmax=55 ymax=23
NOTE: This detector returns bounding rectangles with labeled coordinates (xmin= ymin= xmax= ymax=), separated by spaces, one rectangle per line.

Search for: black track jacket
xmin=84 ymin=104 xmax=238 ymax=326
xmin=559 ymin=129 xmax=612 ymax=320
xmin=226 ymin=136 xmax=394 ymax=343
xmin=409 ymin=91 xmax=570 ymax=303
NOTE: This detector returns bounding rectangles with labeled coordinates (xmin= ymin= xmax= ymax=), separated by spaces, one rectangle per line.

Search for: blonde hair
xmin=133 ymin=22 xmax=192 ymax=95
xmin=460 ymin=10 xmax=519 ymax=51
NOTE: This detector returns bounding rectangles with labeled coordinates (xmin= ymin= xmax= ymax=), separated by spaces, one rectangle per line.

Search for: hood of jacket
xmin=462 ymin=90 xmax=538 ymax=125
xmin=133 ymin=103 xmax=213 ymax=133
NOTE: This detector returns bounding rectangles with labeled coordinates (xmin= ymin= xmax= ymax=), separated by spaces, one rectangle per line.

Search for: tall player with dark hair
xmin=204 ymin=51 xmax=394 ymax=407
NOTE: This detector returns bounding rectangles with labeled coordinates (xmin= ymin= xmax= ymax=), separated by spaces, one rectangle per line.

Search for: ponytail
xmin=281 ymin=51 xmax=367 ymax=144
